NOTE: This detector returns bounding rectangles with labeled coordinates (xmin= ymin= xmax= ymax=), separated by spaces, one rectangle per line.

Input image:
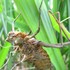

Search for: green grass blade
xmin=35 ymin=1 xmax=66 ymax=70
xmin=14 ymin=0 xmax=66 ymax=70
xmin=68 ymin=0 xmax=70 ymax=31
xmin=0 ymin=41 xmax=11 ymax=68
xmin=48 ymin=12 xmax=70 ymax=38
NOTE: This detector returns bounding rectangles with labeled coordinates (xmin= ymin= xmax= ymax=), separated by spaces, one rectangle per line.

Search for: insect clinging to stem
xmin=6 ymin=0 xmax=52 ymax=70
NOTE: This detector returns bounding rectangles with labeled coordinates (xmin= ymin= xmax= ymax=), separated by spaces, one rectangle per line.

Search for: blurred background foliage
xmin=0 ymin=0 xmax=70 ymax=70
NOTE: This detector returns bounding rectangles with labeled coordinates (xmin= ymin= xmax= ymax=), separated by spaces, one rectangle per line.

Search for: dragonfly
xmin=6 ymin=0 xmax=52 ymax=70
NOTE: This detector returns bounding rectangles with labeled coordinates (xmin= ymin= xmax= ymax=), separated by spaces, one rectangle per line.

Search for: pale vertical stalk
xmin=57 ymin=12 xmax=63 ymax=45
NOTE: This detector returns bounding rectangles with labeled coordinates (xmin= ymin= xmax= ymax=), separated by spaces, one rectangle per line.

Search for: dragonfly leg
xmin=30 ymin=0 xmax=44 ymax=38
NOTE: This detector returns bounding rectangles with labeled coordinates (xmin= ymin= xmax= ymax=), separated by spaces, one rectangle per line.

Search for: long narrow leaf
xmin=48 ymin=12 xmax=70 ymax=38
xmin=14 ymin=0 xmax=66 ymax=70
xmin=0 ymin=41 xmax=11 ymax=68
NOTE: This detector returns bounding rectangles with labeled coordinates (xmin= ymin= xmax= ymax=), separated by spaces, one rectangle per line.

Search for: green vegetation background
xmin=0 ymin=0 xmax=70 ymax=70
